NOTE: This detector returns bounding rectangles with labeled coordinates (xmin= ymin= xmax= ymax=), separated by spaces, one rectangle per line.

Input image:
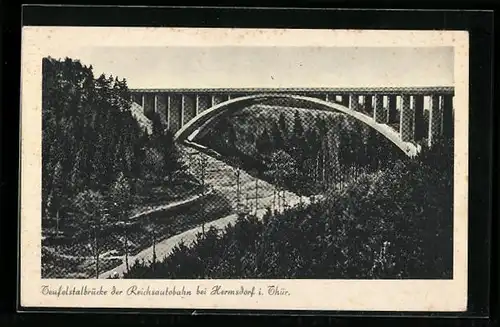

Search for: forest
xmin=124 ymin=138 xmax=454 ymax=279
xmin=41 ymin=57 xmax=225 ymax=278
xmin=197 ymin=104 xmax=405 ymax=196
xmin=42 ymin=56 xmax=454 ymax=279
xmin=42 ymin=57 xmax=185 ymax=223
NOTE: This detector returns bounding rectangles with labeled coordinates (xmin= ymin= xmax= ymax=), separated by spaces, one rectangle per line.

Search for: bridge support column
xmin=412 ymin=95 xmax=425 ymax=141
xmin=428 ymin=94 xmax=443 ymax=147
xmin=349 ymin=94 xmax=360 ymax=111
xmin=169 ymin=94 xmax=182 ymax=133
xmin=155 ymin=94 xmax=167 ymax=125
xmin=442 ymin=94 xmax=454 ymax=139
xmin=364 ymin=95 xmax=373 ymax=113
xmin=373 ymin=94 xmax=384 ymax=123
xmin=400 ymin=94 xmax=414 ymax=142
xmin=182 ymin=94 xmax=197 ymax=125
xmin=166 ymin=95 xmax=171 ymax=130
xmin=340 ymin=95 xmax=349 ymax=107
xmin=195 ymin=95 xmax=199 ymax=116
xmin=143 ymin=93 xmax=155 ymax=119
xmin=386 ymin=95 xmax=397 ymax=124
xmin=197 ymin=95 xmax=210 ymax=113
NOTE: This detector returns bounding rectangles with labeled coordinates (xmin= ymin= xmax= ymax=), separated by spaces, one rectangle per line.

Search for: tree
xmin=145 ymin=223 xmax=158 ymax=269
xmin=162 ymin=129 xmax=184 ymax=182
xmin=305 ymin=128 xmax=321 ymax=185
xmin=249 ymin=169 xmax=260 ymax=215
xmin=49 ymin=161 xmax=65 ymax=234
xmin=256 ymin=127 xmax=273 ymax=155
xmin=143 ymin=147 xmax=165 ymax=180
xmin=268 ymin=150 xmax=297 ymax=210
xmin=42 ymin=56 xmax=148 ymax=206
xmin=270 ymin=121 xmax=285 ymax=150
xmin=73 ymin=190 xmax=106 ymax=278
xmin=193 ymin=154 xmax=210 ymax=235
xmin=226 ymin=123 xmax=237 ymax=149
xmin=228 ymin=157 xmax=244 ymax=210
xmin=278 ymin=112 xmax=287 ymax=139
xmin=109 ymin=172 xmax=133 ymax=273
xmin=151 ymin=112 xmax=165 ymax=144
xmin=290 ymin=110 xmax=306 ymax=157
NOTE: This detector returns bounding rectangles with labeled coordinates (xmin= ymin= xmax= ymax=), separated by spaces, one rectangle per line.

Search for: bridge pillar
xmin=155 ymin=94 xmax=167 ymax=125
xmin=182 ymin=94 xmax=197 ymax=125
xmin=412 ymin=95 xmax=425 ymax=141
xmin=442 ymin=94 xmax=454 ymax=139
xmin=386 ymin=95 xmax=398 ymax=124
xmin=349 ymin=94 xmax=360 ymax=111
xmin=373 ymin=94 xmax=384 ymax=123
xmin=428 ymin=94 xmax=443 ymax=147
xmin=165 ymin=95 xmax=171 ymax=129
xmin=169 ymin=94 xmax=182 ymax=133
xmin=195 ymin=95 xmax=199 ymax=116
xmin=400 ymin=94 xmax=414 ymax=142
xmin=197 ymin=94 xmax=211 ymax=113
xmin=340 ymin=95 xmax=350 ymax=107
xmin=143 ymin=93 xmax=155 ymax=119
xmin=364 ymin=95 xmax=373 ymax=113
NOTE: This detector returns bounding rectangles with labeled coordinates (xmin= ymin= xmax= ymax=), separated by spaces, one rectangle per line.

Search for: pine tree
xmin=227 ymin=123 xmax=237 ymax=150
xmin=278 ymin=112 xmax=288 ymax=141
xmin=290 ymin=110 xmax=306 ymax=170
xmin=256 ymin=127 xmax=273 ymax=155
xmin=50 ymin=161 xmax=64 ymax=234
xmin=109 ymin=172 xmax=132 ymax=272
xmin=41 ymin=56 xmax=170 ymax=222
xmin=270 ymin=121 xmax=285 ymax=150
xmin=163 ymin=129 xmax=183 ymax=182
xmin=73 ymin=190 xmax=106 ymax=278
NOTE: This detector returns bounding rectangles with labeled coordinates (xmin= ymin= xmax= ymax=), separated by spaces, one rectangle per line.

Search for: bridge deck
xmin=129 ymin=86 xmax=454 ymax=95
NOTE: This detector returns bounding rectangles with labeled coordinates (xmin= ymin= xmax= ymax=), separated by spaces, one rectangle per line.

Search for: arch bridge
xmin=129 ymin=87 xmax=454 ymax=157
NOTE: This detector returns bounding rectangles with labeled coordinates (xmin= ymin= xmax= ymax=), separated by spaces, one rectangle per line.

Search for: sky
xmin=47 ymin=46 xmax=454 ymax=89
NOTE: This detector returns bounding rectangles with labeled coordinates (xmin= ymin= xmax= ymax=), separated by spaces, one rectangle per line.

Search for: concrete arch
xmin=174 ymin=93 xmax=420 ymax=157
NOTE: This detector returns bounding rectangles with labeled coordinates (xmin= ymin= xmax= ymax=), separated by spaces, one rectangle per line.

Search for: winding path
xmin=99 ymin=145 xmax=313 ymax=278
xmin=129 ymin=190 xmax=212 ymax=220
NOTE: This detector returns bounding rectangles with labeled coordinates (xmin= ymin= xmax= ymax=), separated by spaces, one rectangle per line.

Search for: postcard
xmin=20 ymin=27 xmax=468 ymax=311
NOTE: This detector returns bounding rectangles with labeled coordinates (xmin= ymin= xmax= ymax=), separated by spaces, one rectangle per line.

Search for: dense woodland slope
xmin=124 ymin=104 xmax=454 ymax=279
xmin=41 ymin=57 xmax=222 ymax=278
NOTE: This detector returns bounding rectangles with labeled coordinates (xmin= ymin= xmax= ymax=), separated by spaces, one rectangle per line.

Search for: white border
xmin=20 ymin=27 xmax=469 ymax=311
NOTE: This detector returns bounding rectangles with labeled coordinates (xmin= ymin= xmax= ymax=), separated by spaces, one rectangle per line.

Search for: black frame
xmin=1 ymin=4 xmax=495 ymax=325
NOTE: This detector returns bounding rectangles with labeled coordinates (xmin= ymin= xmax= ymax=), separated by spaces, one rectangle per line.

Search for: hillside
xmin=41 ymin=57 xmax=223 ymax=278
xmin=197 ymin=103 xmax=405 ymax=195
xmin=123 ymin=138 xmax=454 ymax=279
